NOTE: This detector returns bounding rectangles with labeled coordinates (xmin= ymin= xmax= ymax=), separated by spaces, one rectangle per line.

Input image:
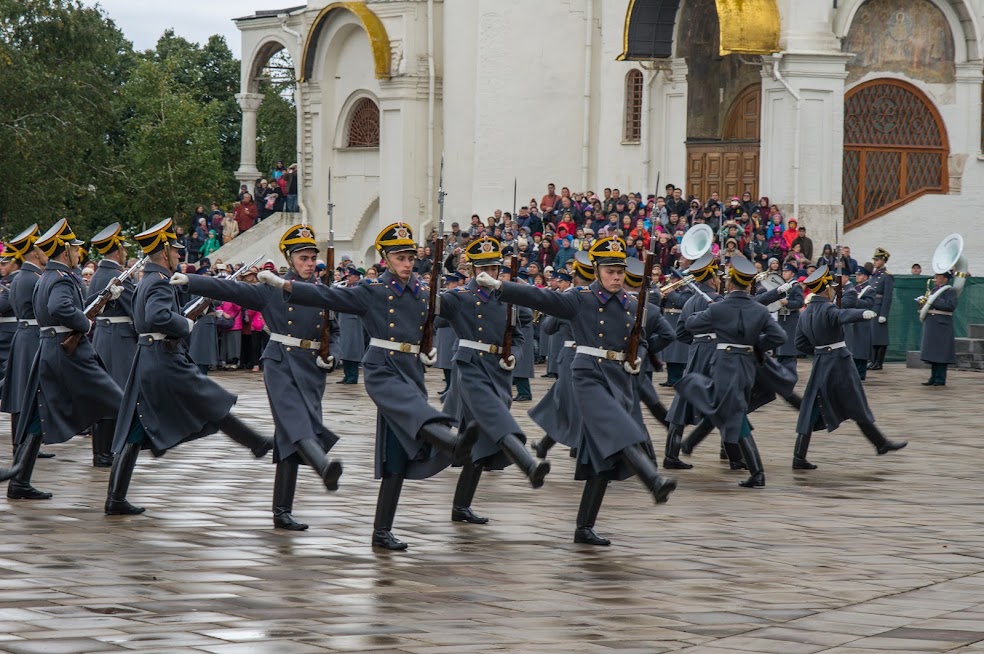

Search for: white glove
xmin=185 ymin=317 xmax=195 ymax=332
xmin=862 ymin=310 xmax=877 ymax=320
xmin=498 ymin=354 xmax=516 ymax=371
xmin=623 ymin=357 xmax=642 ymax=375
xmin=475 ymin=271 xmax=502 ymax=291
xmin=777 ymin=281 xmax=793 ymax=294
xmin=84 ymin=318 xmax=93 ymax=333
xmin=258 ymin=270 xmax=286 ymax=288
xmin=169 ymin=273 xmax=189 ymax=286
xmin=419 ymin=347 xmax=437 ymax=366
xmin=108 ymin=283 xmax=124 ymax=300
xmin=877 ymin=316 xmax=887 ymax=324
xmin=316 ymin=355 xmax=335 ymax=370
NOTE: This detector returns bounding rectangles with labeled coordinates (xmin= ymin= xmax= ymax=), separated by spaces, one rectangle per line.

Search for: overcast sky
xmin=81 ymin=0 xmax=301 ymax=58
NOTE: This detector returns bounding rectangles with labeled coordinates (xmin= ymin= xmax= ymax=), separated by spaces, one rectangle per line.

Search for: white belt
xmin=663 ymin=308 xmax=682 ymax=315
xmin=269 ymin=333 xmax=321 ymax=350
xmin=369 ymin=337 xmax=420 ymax=354
xmin=140 ymin=332 xmax=167 ymax=341
xmin=0 ymin=317 xmax=16 ymax=323
xmin=43 ymin=326 xmax=74 ymax=334
xmin=458 ymin=339 xmax=500 ymax=354
xmin=563 ymin=340 xmax=576 ymax=348
xmin=928 ymin=310 xmax=953 ymax=316
xmin=20 ymin=319 xmax=38 ymax=326
xmin=694 ymin=333 xmax=717 ymax=341
xmin=815 ymin=341 xmax=846 ymax=352
xmin=97 ymin=317 xmax=133 ymax=324
xmin=716 ymin=343 xmax=753 ymax=352
xmin=575 ymin=345 xmax=626 ymax=362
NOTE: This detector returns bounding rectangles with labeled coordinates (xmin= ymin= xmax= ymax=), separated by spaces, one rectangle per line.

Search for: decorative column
xmin=235 ymin=92 xmax=264 ymax=187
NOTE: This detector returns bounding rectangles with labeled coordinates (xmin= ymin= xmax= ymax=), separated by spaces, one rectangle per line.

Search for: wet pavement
xmin=0 ymin=362 xmax=982 ymax=653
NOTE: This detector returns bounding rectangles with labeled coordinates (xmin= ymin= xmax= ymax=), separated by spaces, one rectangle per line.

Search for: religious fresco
xmin=843 ymin=0 xmax=955 ymax=85
xmin=678 ymin=0 xmax=762 ymax=141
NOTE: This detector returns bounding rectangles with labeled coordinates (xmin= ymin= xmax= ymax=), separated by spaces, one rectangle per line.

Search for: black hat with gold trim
xmin=91 ymin=222 xmax=131 ymax=255
xmin=375 ymin=222 xmax=416 ymax=257
xmin=803 ymin=264 xmax=836 ymax=293
xmin=873 ymin=247 xmax=890 ymax=262
xmin=572 ymin=250 xmax=595 ymax=282
xmin=464 ymin=236 xmax=503 ymax=267
xmin=624 ymin=257 xmax=645 ymax=289
xmin=725 ymin=255 xmax=758 ymax=287
xmin=37 ymin=219 xmax=85 ymax=258
xmin=3 ymin=224 xmax=40 ymax=263
xmin=686 ymin=251 xmax=719 ymax=282
xmin=279 ymin=224 xmax=319 ymax=257
xmin=134 ymin=218 xmax=184 ymax=255
xmin=588 ymin=236 xmax=628 ymax=267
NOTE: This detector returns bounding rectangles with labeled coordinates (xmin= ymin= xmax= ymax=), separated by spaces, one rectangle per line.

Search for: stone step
xmin=969 ymin=324 xmax=984 ymax=339
xmin=906 ymin=351 xmax=930 ymax=369
xmin=956 ymin=352 xmax=984 ymax=369
xmin=954 ymin=338 xmax=984 ymax=355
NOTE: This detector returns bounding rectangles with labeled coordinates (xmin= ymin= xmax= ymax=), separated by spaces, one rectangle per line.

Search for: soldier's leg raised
xmin=217 ymin=414 xmax=273 ymax=458
xmin=92 ymin=420 xmax=115 ymax=468
xmin=858 ymin=422 xmax=907 ymax=454
xmin=621 ymin=443 xmax=676 ymax=504
xmin=293 ymin=437 xmax=343 ymax=492
xmin=500 ymin=434 xmax=550 ymax=488
xmin=680 ymin=419 xmax=713 ymax=456
xmin=531 ymin=435 xmax=556 ymax=459
xmin=573 ymin=477 xmax=610 ymax=546
xmin=451 ymin=463 xmax=487 ymax=524
xmin=273 ymin=455 xmax=307 ymax=530
xmin=8 ymin=410 xmax=50 ymax=500
xmin=372 ymin=474 xmax=407 ymax=550
xmin=417 ymin=420 xmax=480 ymax=467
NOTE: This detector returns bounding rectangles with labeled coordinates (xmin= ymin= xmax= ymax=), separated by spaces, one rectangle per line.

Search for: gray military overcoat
xmin=919 ymin=286 xmax=957 ymax=364
xmin=1 ymin=263 xmax=42 ymax=415
xmin=88 ymin=259 xmax=138 ymax=386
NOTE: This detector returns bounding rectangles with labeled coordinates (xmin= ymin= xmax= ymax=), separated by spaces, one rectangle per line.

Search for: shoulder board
xmin=577 ymin=286 xmax=591 ymax=292
xmin=156 ymin=272 xmax=168 ymax=280
xmin=57 ymin=270 xmax=70 ymax=278
xmin=365 ymin=278 xmax=382 ymax=285
xmin=420 ymin=284 xmax=430 ymax=292
xmin=454 ymin=286 xmax=471 ymax=293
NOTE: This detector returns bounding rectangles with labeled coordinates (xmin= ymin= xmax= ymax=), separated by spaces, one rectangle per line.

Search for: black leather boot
xmin=217 ymin=414 xmax=273 ymax=458
xmin=451 ymin=463 xmax=487 ymax=524
xmin=785 ymin=393 xmax=803 ymax=411
xmin=792 ymin=433 xmax=817 ymax=469
xmin=7 ymin=431 xmax=51 ymax=499
xmin=372 ymin=475 xmax=407 ymax=550
xmin=868 ymin=346 xmax=885 ymax=370
xmin=104 ymin=441 xmax=144 ymax=514
xmin=622 ymin=444 xmax=677 ymax=504
xmin=723 ymin=442 xmax=747 ymax=470
xmin=737 ymin=436 xmax=765 ymax=488
xmin=645 ymin=398 xmax=671 ymax=428
xmin=92 ymin=420 xmax=115 ymax=468
xmin=663 ymin=425 xmax=693 ymax=470
xmin=294 ymin=438 xmax=343 ymax=492
xmin=532 ymin=435 xmax=556 ymax=459
xmin=680 ymin=419 xmax=713 ymax=456
xmin=501 ymin=434 xmax=550 ymax=488
xmin=418 ymin=421 xmax=479 ymax=467
xmin=273 ymin=457 xmax=307 ymax=530
xmin=573 ymin=477 xmax=610 ymax=546
xmin=858 ymin=422 xmax=907 ymax=455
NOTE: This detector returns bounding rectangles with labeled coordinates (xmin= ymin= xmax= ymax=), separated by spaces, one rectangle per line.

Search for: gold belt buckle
xmin=489 ymin=344 xmax=499 ymax=354
xmin=605 ymin=350 xmax=618 ymax=360
xmin=399 ymin=342 xmax=412 ymax=353
xmin=299 ymin=339 xmax=312 ymax=349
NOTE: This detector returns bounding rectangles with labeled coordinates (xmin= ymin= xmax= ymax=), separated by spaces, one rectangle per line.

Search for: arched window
xmin=346 ymin=97 xmax=380 ymax=148
xmin=624 ymin=69 xmax=644 ymax=143
xmin=843 ymin=79 xmax=948 ymax=230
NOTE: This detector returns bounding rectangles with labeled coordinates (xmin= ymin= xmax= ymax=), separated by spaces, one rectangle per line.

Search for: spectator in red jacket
xmin=234 ymin=194 xmax=258 ymax=233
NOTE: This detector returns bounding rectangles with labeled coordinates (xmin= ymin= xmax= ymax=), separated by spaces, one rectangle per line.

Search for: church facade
xmin=235 ymin=0 xmax=984 ymax=270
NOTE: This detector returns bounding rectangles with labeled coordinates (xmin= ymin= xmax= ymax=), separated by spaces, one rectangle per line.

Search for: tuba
xmin=680 ymin=224 xmax=714 ymax=262
xmin=755 ymin=270 xmax=788 ymax=313
xmin=919 ymin=234 xmax=970 ymax=321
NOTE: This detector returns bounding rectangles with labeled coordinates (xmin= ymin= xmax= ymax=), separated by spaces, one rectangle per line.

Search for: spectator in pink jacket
xmin=216 ymin=300 xmax=244 ymax=370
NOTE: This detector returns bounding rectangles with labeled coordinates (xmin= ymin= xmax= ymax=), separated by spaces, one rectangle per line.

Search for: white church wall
xmin=441 ymin=0 xmax=479 ymax=224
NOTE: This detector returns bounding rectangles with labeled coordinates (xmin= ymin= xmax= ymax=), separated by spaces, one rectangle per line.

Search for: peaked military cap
xmin=726 ymin=255 xmax=758 ymax=286
xmin=555 ymin=270 xmax=573 ymax=283
xmin=375 ymin=222 xmax=416 ymax=256
xmin=465 ymin=236 xmax=503 ymax=266
xmin=873 ymin=247 xmax=890 ymax=261
xmin=280 ymin=224 xmax=319 ymax=257
xmin=803 ymin=264 xmax=836 ymax=293
xmin=572 ymin=250 xmax=595 ymax=282
xmin=91 ymin=222 xmax=130 ymax=255
xmin=134 ymin=218 xmax=184 ymax=255
xmin=4 ymin=224 xmax=40 ymax=262
xmin=624 ymin=257 xmax=645 ymax=289
xmin=686 ymin=251 xmax=719 ymax=282
xmin=37 ymin=219 xmax=85 ymax=258
xmin=344 ymin=265 xmax=362 ymax=277
xmin=589 ymin=236 xmax=628 ymax=267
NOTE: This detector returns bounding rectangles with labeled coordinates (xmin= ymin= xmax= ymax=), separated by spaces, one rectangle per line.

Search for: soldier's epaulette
xmin=57 ymin=270 xmax=70 ymax=278
xmin=576 ymin=286 xmax=591 ymax=292
xmin=156 ymin=272 xmax=168 ymax=280
xmin=454 ymin=286 xmax=471 ymax=293
xmin=363 ymin=278 xmax=383 ymax=286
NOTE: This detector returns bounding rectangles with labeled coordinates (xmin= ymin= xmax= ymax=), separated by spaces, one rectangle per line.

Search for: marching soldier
xmin=918 ymin=269 xmax=958 ymax=386
xmin=512 ymin=279 xmax=535 ymax=403
xmin=867 ymin=247 xmax=893 ymax=370
xmin=754 ymin=263 xmax=804 ymax=375
xmin=674 ymin=256 xmax=788 ymax=488
xmin=476 ymin=236 xmax=677 ymax=546
xmin=791 ymin=265 xmax=907 ymax=470
xmin=87 ymin=223 xmax=138 ymax=467
xmin=659 ymin=268 xmax=691 ymax=387
xmin=842 ymin=263 xmax=875 ymax=380
xmin=439 ymin=238 xmax=549 ymax=526
xmin=257 ymin=223 xmax=478 ymax=551
xmin=623 ymin=258 xmax=673 ymax=433
xmin=171 ymin=224 xmax=343 ymax=529
xmin=9 ymin=220 xmax=124 ymax=501
xmin=336 ymin=265 xmax=367 ymax=385
xmin=0 ymin=255 xmax=17 ymax=383
xmin=434 ymin=273 xmax=461 ymax=394
xmin=104 ymin=219 xmax=275 ymax=516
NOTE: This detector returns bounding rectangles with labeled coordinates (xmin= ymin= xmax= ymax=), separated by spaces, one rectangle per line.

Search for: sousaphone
xmin=680 ymin=224 xmax=714 ymax=263
xmin=920 ymin=233 xmax=970 ymax=321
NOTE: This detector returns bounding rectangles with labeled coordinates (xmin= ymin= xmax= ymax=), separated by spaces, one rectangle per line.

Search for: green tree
xmin=257 ymin=83 xmax=297 ymax=177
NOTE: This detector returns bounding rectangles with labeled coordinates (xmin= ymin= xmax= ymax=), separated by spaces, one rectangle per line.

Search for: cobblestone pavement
xmin=0 ymin=362 xmax=982 ymax=653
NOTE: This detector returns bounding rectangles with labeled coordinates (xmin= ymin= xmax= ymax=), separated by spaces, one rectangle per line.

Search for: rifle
xmin=834 ymin=224 xmax=843 ymax=308
xmin=627 ymin=251 xmax=656 ymax=368
xmin=183 ymin=254 xmax=264 ymax=321
xmin=420 ymin=154 xmax=446 ymax=357
xmin=319 ymin=169 xmax=335 ymax=365
xmin=62 ymin=256 xmax=148 ymax=356
xmin=500 ymin=256 xmax=520 ymax=363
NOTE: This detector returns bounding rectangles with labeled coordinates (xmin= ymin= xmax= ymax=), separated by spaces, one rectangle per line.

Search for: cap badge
xmin=298 ymin=228 xmax=312 ymax=239
xmin=396 ymin=227 xmax=409 ymax=239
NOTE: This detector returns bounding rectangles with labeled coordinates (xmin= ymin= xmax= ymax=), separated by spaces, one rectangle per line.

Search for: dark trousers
xmin=343 ymin=360 xmax=360 ymax=383
xmin=853 ymin=358 xmax=867 ymax=380
xmin=931 ymin=363 xmax=948 ymax=384
xmin=666 ymin=362 xmax=684 ymax=385
xmin=514 ymin=377 xmax=531 ymax=397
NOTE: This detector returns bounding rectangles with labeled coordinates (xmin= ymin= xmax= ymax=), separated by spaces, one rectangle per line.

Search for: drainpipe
xmin=771 ymin=53 xmax=802 ymax=221
xmin=417 ymin=0 xmax=437 ymax=239
xmin=282 ymin=17 xmax=307 ymax=221
xmin=580 ymin=0 xmax=594 ymax=190
xmin=640 ymin=65 xmax=659 ymax=195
